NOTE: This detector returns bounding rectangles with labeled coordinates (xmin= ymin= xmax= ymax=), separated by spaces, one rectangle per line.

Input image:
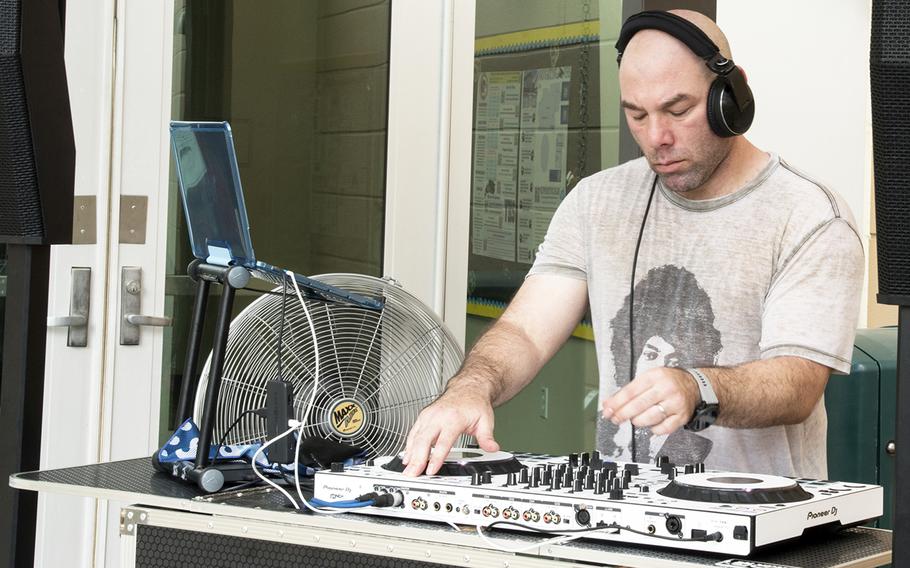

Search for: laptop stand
xmin=152 ymin=260 xmax=255 ymax=491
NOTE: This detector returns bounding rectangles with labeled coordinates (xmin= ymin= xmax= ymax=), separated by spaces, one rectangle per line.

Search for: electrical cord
xmin=276 ymin=277 xmax=289 ymax=381
xmin=483 ymin=519 xmax=722 ymax=543
xmin=210 ymin=408 xmax=265 ymax=464
xmin=628 ymin=174 xmax=659 ymax=461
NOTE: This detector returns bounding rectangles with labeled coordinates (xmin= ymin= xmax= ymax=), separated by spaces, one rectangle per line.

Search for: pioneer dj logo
xmin=330 ymin=400 xmax=365 ymax=436
xmin=806 ymin=506 xmax=837 ymax=521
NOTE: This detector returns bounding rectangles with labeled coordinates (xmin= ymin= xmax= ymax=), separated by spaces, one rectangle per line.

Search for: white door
xmin=37 ymin=0 xmax=176 ymax=566
xmin=36 ymin=0 xmax=474 ymax=566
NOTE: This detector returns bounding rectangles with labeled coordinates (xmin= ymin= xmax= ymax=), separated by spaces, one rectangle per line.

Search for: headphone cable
xmin=628 ymin=174 xmax=659 ymax=462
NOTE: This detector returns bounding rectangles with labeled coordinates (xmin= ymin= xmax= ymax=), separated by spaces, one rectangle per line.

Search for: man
xmin=403 ymin=10 xmax=863 ymax=479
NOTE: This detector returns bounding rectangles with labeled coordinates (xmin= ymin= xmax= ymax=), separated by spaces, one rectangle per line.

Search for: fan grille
xmin=194 ymin=274 xmax=465 ymax=460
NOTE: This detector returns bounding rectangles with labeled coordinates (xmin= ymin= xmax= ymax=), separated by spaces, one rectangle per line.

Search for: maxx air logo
xmin=330 ymin=400 xmax=365 ymax=436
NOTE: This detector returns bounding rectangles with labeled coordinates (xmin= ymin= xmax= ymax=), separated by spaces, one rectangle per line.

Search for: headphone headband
xmin=614 ymin=10 xmax=755 ymax=137
xmin=615 ymin=11 xmax=734 ymax=75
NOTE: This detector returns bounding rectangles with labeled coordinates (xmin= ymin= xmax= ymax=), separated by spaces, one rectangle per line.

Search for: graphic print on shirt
xmin=597 ymin=264 xmax=722 ymax=464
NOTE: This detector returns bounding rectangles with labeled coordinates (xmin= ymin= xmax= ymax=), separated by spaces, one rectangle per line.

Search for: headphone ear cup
xmin=707 ymin=77 xmax=736 ymax=137
xmin=706 ymin=74 xmax=755 ymax=138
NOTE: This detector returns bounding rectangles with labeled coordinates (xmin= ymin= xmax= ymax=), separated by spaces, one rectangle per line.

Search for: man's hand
xmin=402 ymin=385 xmax=500 ymax=476
xmin=601 ymin=367 xmax=699 ymax=436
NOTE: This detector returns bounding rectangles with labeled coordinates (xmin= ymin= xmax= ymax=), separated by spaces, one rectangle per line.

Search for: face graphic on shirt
xmin=598 ymin=264 xmax=722 ymax=465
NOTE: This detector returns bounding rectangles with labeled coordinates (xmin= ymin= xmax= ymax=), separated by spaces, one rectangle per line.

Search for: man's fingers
xmin=402 ymin=427 xmax=439 ymax=476
xmin=426 ymin=429 xmax=462 ymax=475
xmin=650 ymin=412 xmax=686 ymax=436
xmin=473 ymin=416 xmax=500 ymax=453
xmin=610 ymin=387 xmax=662 ymax=424
xmin=630 ymin=402 xmax=668 ymax=428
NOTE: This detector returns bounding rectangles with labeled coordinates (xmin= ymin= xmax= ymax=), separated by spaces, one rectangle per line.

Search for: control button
xmin=639 ymin=485 xmax=649 ymax=493
xmin=733 ymin=525 xmax=749 ymax=540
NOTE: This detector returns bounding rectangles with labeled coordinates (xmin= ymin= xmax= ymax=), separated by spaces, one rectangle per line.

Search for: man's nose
xmin=646 ymin=116 xmax=674 ymax=147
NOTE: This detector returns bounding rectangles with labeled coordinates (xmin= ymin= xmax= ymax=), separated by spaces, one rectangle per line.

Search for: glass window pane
xmin=160 ymin=0 xmax=390 ymax=440
xmin=468 ymin=0 xmax=622 ymax=454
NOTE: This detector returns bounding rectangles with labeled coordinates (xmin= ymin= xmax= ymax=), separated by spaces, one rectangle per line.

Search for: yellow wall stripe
xmin=475 ymin=20 xmax=600 ymax=53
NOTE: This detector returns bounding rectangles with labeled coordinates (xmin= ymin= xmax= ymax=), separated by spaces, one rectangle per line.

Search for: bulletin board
xmin=467 ymin=21 xmax=602 ymax=341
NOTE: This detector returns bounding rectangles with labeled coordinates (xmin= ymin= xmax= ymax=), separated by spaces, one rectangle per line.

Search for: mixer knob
xmin=580 ymin=452 xmax=591 ymax=467
xmin=505 ymin=472 xmax=516 ymax=486
xmin=640 ymin=485 xmax=649 ymax=493
xmin=667 ymin=468 xmax=677 ymax=480
xmin=594 ymin=477 xmax=605 ymax=495
xmin=519 ymin=468 xmax=529 ymax=485
xmin=471 ymin=472 xmax=482 ymax=485
xmin=660 ymin=461 xmax=676 ymax=475
xmin=609 ymin=487 xmax=624 ymax=500
xmin=573 ymin=478 xmax=583 ymax=492
xmin=656 ymin=455 xmax=669 ymax=467
xmin=552 ymin=475 xmax=562 ymax=490
xmin=697 ymin=462 xmax=706 ymax=473
xmin=568 ymin=453 xmax=579 ymax=467
xmin=624 ymin=463 xmax=639 ymax=475
xmin=482 ymin=471 xmax=492 ymax=484
xmin=684 ymin=464 xmax=694 ymax=474
xmin=585 ymin=472 xmax=595 ymax=490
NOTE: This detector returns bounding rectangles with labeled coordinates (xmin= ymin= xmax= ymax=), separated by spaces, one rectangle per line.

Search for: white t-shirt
xmin=528 ymin=154 xmax=864 ymax=478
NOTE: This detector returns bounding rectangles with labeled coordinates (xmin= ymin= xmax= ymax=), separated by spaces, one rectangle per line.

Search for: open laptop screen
xmin=170 ymin=121 xmax=256 ymax=266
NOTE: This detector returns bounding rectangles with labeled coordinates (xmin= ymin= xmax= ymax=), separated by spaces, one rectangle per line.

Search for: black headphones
xmin=615 ymin=11 xmax=755 ymax=138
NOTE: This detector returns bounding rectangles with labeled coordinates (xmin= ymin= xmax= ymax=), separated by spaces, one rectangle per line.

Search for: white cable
xmin=287 ymin=271 xmax=350 ymax=516
xmin=250 ymin=423 xmax=301 ymax=509
xmin=473 ymin=524 xmax=592 ymax=554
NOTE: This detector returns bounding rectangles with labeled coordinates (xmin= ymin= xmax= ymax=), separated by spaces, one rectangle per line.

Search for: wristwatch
xmin=684 ymin=368 xmax=719 ymax=432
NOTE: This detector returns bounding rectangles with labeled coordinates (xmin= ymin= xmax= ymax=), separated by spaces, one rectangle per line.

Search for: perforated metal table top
xmin=11 ymin=458 xmax=892 ymax=568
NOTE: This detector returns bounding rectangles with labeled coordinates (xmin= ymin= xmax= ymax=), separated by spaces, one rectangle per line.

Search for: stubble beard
xmin=652 ymin=139 xmax=731 ymax=194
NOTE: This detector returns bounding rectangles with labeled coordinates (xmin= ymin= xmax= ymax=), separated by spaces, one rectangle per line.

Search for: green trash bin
xmin=826 ymin=327 xmax=896 ymax=529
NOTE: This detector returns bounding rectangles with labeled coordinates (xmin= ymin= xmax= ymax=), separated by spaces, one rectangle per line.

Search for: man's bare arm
xmin=603 ymin=356 xmax=830 ymax=434
xmin=402 ymin=274 xmax=588 ymax=475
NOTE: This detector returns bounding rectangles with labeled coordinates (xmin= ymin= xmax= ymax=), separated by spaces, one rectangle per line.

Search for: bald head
xmin=667 ymin=9 xmax=732 ymax=59
xmin=617 ymin=11 xmax=740 ymax=195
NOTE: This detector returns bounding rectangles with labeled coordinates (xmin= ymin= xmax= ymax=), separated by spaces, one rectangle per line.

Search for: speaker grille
xmin=0 ymin=0 xmax=46 ymax=243
xmin=871 ymin=0 xmax=910 ymax=302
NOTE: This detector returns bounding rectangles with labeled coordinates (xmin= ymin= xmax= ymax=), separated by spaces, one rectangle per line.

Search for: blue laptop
xmin=169 ymin=121 xmax=382 ymax=310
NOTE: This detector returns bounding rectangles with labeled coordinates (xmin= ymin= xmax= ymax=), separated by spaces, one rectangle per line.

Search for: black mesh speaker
xmin=871 ymin=0 xmax=910 ymax=305
xmin=0 ymin=0 xmax=75 ymax=245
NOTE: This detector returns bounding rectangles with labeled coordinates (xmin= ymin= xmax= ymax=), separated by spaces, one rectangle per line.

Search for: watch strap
xmin=685 ymin=368 xmax=718 ymax=405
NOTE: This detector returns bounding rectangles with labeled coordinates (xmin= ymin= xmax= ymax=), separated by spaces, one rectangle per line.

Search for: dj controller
xmin=313 ymin=449 xmax=883 ymax=556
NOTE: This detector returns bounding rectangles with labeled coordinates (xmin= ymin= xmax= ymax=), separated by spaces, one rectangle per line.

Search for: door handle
xmin=46 ymin=267 xmax=91 ymax=347
xmin=125 ymin=314 xmax=171 ymax=326
xmin=120 ymin=266 xmax=172 ymax=345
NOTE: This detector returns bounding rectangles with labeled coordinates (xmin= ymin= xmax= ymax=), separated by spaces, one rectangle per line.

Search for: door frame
xmin=38 ymin=0 xmax=476 ymax=565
